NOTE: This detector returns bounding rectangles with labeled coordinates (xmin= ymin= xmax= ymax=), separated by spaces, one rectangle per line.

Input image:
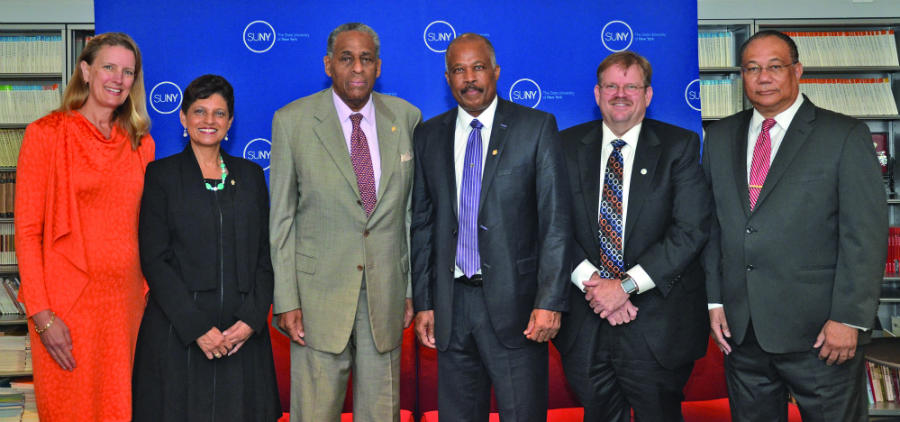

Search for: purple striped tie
xmin=457 ymin=119 xmax=483 ymax=277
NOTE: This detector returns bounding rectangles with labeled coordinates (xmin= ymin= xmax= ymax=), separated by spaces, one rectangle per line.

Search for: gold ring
xmin=214 ymin=353 xmax=222 ymax=358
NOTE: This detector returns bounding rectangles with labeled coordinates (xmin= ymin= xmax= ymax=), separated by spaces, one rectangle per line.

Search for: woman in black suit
xmin=133 ymin=74 xmax=280 ymax=421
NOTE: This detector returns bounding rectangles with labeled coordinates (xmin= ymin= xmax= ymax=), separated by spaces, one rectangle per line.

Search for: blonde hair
xmin=58 ymin=32 xmax=150 ymax=149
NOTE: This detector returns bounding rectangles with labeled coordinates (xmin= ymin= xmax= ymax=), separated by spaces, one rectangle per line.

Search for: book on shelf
xmin=799 ymin=78 xmax=898 ymax=117
xmin=0 ymin=171 xmax=16 ymax=217
xmin=0 ymin=83 xmax=60 ymax=125
xmin=784 ymin=30 xmax=898 ymax=67
xmin=873 ymin=132 xmax=889 ymax=174
xmin=0 ymin=129 xmax=23 ymax=167
xmin=0 ymin=35 xmax=63 ymax=74
xmin=698 ymin=31 xmax=736 ymax=68
xmin=866 ymin=360 xmax=900 ymax=405
xmin=700 ymin=77 xmax=744 ymax=118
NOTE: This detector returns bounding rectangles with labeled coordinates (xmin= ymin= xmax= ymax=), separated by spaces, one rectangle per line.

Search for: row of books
xmin=784 ymin=30 xmax=899 ymax=68
xmin=0 ymin=388 xmax=27 ymax=422
xmin=0 ymin=130 xmax=22 ymax=168
xmin=0 ymin=84 xmax=59 ymax=124
xmin=888 ymin=228 xmax=900 ymax=274
xmin=0 ymin=35 xmax=63 ymax=74
xmin=0 ymin=173 xmax=15 ymax=218
xmin=699 ymin=77 xmax=743 ymax=118
xmin=798 ymin=78 xmax=898 ymax=117
xmin=5 ymin=382 xmax=36 ymax=422
xmin=0 ymin=335 xmax=30 ymax=376
xmin=0 ymin=277 xmax=21 ymax=316
xmin=867 ymin=360 xmax=900 ymax=404
xmin=698 ymin=31 xmax=736 ymax=68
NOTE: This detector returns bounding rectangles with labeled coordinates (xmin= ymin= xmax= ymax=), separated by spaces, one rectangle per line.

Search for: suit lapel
xmin=478 ymin=99 xmax=510 ymax=214
xmin=577 ymin=124 xmax=604 ymax=263
xmin=221 ymin=152 xmax=247 ymax=278
xmin=178 ymin=146 xmax=215 ymax=236
xmin=439 ymin=110 xmax=459 ymax=218
xmin=624 ymin=124 xmax=661 ymax=247
xmin=754 ymin=99 xmax=816 ymax=210
xmin=312 ymin=88 xmax=362 ymax=199
xmin=373 ymin=93 xmax=398 ymax=216
xmin=732 ymin=112 xmax=752 ymax=216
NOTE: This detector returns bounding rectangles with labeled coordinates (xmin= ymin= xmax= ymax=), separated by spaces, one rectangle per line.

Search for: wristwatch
xmin=620 ymin=275 xmax=638 ymax=295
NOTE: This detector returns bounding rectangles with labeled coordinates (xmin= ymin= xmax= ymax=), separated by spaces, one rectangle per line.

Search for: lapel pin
xmin=492 ymin=149 xmax=498 ymax=156
xmin=231 ymin=179 xmax=236 ymax=185
xmin=500 ymin=123 xmax=507 ymax=129
xmin=640 ymin=168 xmax=647 ymax=175
xmin=391 ymin=126 xmax=397 ymax=132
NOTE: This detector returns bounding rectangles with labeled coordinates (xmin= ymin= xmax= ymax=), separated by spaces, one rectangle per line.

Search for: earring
xmin=183 ymin=128 xmax=187 ymax=138
xmin=224 ymin=134 xmax=229 ymax=141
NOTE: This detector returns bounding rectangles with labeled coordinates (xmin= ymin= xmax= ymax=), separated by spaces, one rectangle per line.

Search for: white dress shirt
xmin=452 ymin=96 xmax=498 ymax=278
xmin=570 ymin=121 xmax=656 ymax=294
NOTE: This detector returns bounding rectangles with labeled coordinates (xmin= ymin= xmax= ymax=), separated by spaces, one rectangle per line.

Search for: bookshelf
xmin=698 ymin=20 xmax=753 ymax=119
xmin=0 ymin=23 xmax=93 ymax=388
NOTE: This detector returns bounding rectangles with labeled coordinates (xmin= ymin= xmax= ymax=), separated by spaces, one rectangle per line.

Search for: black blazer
xmin=702 ymin=96 xmax=887 ymax=353
xmin=138 ymin=146 xmax=274 ymax=345
xmin=554 ymin=119 xmax=711 ymax=370
xmin=411 ymin=99 xmax=572 ymax=350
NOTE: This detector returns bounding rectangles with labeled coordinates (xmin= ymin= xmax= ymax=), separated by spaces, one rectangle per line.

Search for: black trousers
xmin=560 ymin=313 xmax=692 ymax=422
xmin=437 ymin=282 xmax=548 ymax=422
xmin=725 ymin=324 xmax=867 ymax=422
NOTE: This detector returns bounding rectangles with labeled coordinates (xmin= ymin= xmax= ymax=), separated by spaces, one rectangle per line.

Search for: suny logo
xmin=149 ymin=81 xmax=182 ymax=115
xmin=423 ymin=20 xmax=456 ymax=53
xmin=243 ymin=20 xmax=276 ymax=53
xmin=684 ymin=79 xmax=701 ymax=111
xmin=243 ymin=138 xmax=272 ymax=171
xmin=601 ymin=20 xmax=633 ymax=52
xmin=508 ymin=78 xmax=542 ymax=109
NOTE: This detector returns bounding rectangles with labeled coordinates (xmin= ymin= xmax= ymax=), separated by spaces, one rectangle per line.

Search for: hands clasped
xmin=583 ymin=274 xmax=638 ymax=326
xmin=197 ymin=320 xmax=254 ymax=360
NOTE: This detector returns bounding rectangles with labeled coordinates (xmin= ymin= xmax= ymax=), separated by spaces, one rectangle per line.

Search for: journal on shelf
xmin=0 ymin=35 xmax=63 ymax=74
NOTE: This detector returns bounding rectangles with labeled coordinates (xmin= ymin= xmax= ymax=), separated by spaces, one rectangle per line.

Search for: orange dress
xmin=15 ymin=111 xmax=154 ymax=421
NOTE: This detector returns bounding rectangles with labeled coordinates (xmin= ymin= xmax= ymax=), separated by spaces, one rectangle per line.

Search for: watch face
xmin=622 ymin=278 xmax=637 ymax=293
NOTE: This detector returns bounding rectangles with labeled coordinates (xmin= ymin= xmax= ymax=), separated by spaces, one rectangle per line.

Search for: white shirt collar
xmin=750 ymin=94 xmax=804 ymax=133
xmin=601 ymin=121 xmax=643 ymax=147
xmin=456 ymin=95 xmax=498 ymax=130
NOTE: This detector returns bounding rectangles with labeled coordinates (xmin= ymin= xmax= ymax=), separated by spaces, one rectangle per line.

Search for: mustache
xmin=461 ymin=83 xmax=484 ymax=94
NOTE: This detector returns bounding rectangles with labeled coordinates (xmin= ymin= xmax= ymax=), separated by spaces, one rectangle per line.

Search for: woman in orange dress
xmin=14 ymin=32 xmax=154 ymax=421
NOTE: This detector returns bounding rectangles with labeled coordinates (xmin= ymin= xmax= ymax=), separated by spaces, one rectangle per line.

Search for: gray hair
xmin=445 ymin=33 xmax=497 ymax=71
xmin=326 ymin=22 xmax=380 ymax=58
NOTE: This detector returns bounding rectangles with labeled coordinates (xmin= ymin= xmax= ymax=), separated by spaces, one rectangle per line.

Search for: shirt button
xmin=363 ymin=230 xmax=370 ymax=237
xmin=745 ymin=226 xmax=754 ymax=234
xmin=357 ymin=265 xmax=364 ymax=271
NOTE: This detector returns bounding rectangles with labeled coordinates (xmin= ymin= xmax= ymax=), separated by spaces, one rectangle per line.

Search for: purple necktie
xmin=456 ymin=119 xmax=483 ymax=277
xmin=349 ymin=113 xmax=377 ymax=216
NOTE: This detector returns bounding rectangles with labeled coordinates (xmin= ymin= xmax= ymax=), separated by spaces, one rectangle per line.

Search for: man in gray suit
xmin=411 ymin=33 xmax=571 ymax=421
xmin=704 ymin=30 xmax=887 ymax=422
xmin=270 ymin=22 xmax=421 ymax=422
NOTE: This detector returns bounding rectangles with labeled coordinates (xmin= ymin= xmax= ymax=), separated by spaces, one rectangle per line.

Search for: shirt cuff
xmin=843 ymin=322 xmax=868 ymax=331
xmin=708 ymin=303 xmax=723 ymax=310
xmin=626 ymin=265 xmax=654 ymax=294
xmin=571 ymin=260 xmax=599 ymax=292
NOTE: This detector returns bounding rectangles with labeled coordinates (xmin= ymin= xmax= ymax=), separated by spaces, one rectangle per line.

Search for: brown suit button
xmin=363 ymin=230 xmax=370 ymax=237
xmin=357 ymin=200 xmax=363 ymax=206
xmin=357 ymin=265 xmax=364 ymax=271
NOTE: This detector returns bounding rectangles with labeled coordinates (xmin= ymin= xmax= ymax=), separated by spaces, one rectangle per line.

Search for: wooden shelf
xmin=803 ymin=66 xmax=900 ymax=73
xmin=871 ymin=400 xmax=900 ymax=416
xmin=0 ymin=124 xmax=27 ymax=129
xmin=0 ymin=315 xmax=26 ymax=326
xmin=699 ymin=67 xmax=741 ymax=73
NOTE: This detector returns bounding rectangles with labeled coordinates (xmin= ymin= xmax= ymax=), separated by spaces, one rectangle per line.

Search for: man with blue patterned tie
xmin=553 ymin=51 xmax=712 ymax=422
xmin=410 ymin=33 xmax=572 ymax=421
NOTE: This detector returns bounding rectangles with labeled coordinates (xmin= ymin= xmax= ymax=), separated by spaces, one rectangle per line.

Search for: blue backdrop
xmin=95 ymin=1 xmax=701 ymax=177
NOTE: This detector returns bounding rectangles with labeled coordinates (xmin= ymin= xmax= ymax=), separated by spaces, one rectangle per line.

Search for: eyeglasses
xmin=600 ymin=83 xmax=646 ymax=95
xmin=741 ymin=62 xmax=797 ymax=77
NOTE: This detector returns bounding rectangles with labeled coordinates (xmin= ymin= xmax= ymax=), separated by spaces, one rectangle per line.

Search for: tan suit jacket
xmin=270 ymin=88 xmax=421 ymax=354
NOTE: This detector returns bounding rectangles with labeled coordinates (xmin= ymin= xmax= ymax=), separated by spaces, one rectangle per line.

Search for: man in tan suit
xmin=270 ymin=22 xmax=421 ymax=422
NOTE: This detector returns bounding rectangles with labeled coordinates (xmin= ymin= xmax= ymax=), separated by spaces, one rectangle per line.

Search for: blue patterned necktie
xmin=598 ymin=139 xmax=626 ymax=279
xmin=456 ymin=119 xmax=483 ymax=277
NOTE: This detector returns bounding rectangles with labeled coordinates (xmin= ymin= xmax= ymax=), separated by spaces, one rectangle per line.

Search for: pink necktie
xmin=349 ymin=113 xmax=376 ymax=216
xmin=749 ymin=118 xmax=776 ymax=210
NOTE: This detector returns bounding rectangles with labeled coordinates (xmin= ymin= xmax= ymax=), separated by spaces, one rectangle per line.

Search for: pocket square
xmin=401 ymin=151 xmax=413 ymax=162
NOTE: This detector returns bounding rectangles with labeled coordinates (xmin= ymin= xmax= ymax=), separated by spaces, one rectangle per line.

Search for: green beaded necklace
xmin=204 ymin=155 xmax=228 ymax=191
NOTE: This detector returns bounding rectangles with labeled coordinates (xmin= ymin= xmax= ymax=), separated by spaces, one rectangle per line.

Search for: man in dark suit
xmin=410 ymin=33 xmax=571 ymax=421
xmin=553 ymin=51 xmax=711 ymax=422
xmin=704 ymin=30 xmax=887 ymax=422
